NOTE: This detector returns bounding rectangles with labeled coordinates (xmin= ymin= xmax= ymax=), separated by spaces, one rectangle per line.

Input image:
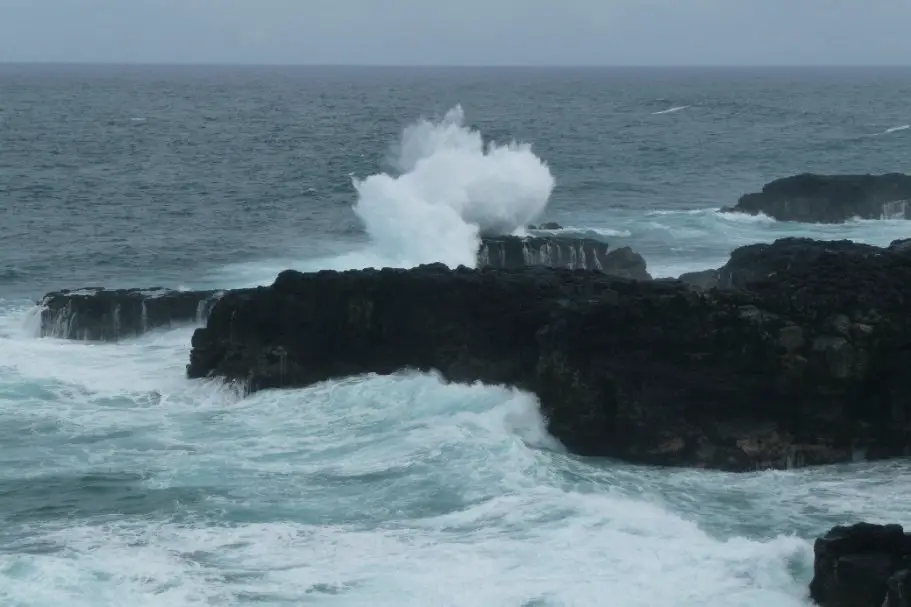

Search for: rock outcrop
xmin=677 ymin=268 xmax=721 ymax=290
xmin=679 ymin=238 xmax=885 ymax=291
xmin=187 ymin=239 xmax=911 ymax=471
xmin=38 ymin=238 xmax=649 ymax=341
xmin=40 ymin=287 xmax=221 ymax=341
xmin=721 ymin=173 xmax=911 ymax=223
xmin=810 ymin=522 xmax=911 ymax=607
xmin=478 ymin=235 xmax=650 ymax=279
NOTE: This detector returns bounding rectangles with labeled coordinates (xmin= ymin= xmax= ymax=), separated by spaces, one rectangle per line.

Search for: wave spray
xmin=353 ymin=106 xmax=555 ymax=268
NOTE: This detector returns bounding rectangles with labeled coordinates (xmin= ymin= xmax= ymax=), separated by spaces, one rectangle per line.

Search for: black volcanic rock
xmin=721 ymin=173 xmax=911 ymax=223
xmin=478 ymin=235 xmax=651 ymax=279
xmin=677 ymin=268 xmax=720 ymax=290
xmin=678 ymin=238 xmax=885 ymax=291
xmin=39 ymin=287 xmax=222 ymax=341
xmin=187 ymin=239 xmax=911 ymax=471
xmin=810 ymin=523 xmax=911 ymax=607
xmin=39 ymin=238 xmax=649 ymax=341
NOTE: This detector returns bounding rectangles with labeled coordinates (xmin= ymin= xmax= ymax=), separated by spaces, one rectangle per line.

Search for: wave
xmin=864 ymin=123 xmax=910 ymax=137
xmin=0 ymin=322 xmax=816 ymax=606
xmin=559 ymin=226 xmax=633 ymax=238
xmin=652 ymin=105 xmax=689 ymax=115
xmin=352 ymin=106 xmax=555 ymax=269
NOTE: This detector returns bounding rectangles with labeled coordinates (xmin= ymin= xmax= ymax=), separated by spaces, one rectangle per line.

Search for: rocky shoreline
xmin=178 ymin=236 xmax=911 ymax=472
xmin=37 ymin=236 xmax=911 ymax=472
xmin=37 ymin=235 xmax=648 ymax=341
xmin=29 ymin=173 xmax=911 ymax=602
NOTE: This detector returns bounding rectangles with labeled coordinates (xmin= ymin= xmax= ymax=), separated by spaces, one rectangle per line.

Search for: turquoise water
xmin=1 ymin=65 xmax=910 ymax=605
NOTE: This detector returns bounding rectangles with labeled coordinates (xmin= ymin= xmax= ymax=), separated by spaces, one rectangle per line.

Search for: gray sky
xmin=1 ymin=0 xmax=910 ymax=66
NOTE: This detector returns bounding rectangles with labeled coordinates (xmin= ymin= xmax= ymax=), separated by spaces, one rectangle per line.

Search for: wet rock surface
xmin=478 ymin=235 xmax=650 ymax=279
xmin=810 ymin=523 xmax=911 ymax=607
xmin=39 ymin=287 xmax=221 ymax=341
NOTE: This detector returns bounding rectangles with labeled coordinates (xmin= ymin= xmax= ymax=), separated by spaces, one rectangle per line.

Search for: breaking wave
xmin=352 ymin=106 xmax=555 ymax=269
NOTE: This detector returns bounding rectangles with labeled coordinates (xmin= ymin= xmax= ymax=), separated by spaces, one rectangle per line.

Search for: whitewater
xmin=3 ymin=82 xmax=911 ymax=605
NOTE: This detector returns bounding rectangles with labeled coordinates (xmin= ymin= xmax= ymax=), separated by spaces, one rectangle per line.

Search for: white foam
xmin=0 ymin=356 xmax=821 ymax=606
xmin=652 ymin=105 xmax=689 ymax=115
xmin=352 ymin=106 xmax=555 ymax=269
xmin=6 ymin=307 xmax=911 ymax=605
xmin=883 ymin=124 xmax=909 ymax=134
xmin=536 ymin=225 xmax=633 ymax=238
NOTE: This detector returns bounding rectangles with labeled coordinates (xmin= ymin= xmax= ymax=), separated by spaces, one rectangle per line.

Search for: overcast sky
xmin=1 ymin=0 xmax=910 ymax=66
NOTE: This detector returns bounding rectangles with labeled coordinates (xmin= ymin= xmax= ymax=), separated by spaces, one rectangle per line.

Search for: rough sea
xmin=1 ymin=64 xmax=910 ymax=606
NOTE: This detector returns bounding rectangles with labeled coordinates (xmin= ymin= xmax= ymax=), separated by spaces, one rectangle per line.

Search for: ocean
xmin=1 ymin=64 xmax=910 ymax=606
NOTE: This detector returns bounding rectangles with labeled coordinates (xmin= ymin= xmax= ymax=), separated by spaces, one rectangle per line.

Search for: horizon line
xmin=2 ymin=61 xmax=910 ymax=69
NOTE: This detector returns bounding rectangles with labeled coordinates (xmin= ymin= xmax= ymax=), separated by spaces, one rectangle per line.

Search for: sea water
xmin=1 ymin=65 xmax=910 ymax=606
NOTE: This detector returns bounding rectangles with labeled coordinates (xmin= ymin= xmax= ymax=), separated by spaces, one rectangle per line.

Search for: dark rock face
xmin=678 ymin=238 xmax=884 ymax=291
xmin=677 ymin=268 xmax=720 ymax=290
xmin=39 ymin=237 xmax=648 ymax=341
xmin=810 ymin=523 xmax=911 ymax=607
xmin=478 ymin=236 xmax=651 ymax=279
xmin=188 ymin=239 xmax=911 ymax=471
xmin=719 ymin=239 xmax=882 ymax=289
xmin=40 ymin=287 xmax=222 ymax=341
xmin=721 ymin=173 xmax=911 ymax=223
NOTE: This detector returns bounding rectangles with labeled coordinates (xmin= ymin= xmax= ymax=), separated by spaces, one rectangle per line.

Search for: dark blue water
xmin=2 ymin=65 xmax=909 ymax=297
xmin=1 ymin=65 xmax=910 ymax=606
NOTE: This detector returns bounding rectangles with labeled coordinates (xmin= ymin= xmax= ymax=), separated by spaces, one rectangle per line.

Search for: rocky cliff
xmin=720 ymin=173 xmax=911 ymax=223
xmin=187 ymin=238 xmax=911 ymax=471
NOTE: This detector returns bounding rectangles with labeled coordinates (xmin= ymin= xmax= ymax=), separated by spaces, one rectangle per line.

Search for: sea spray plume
xmin=352 ymin=106 xmax=555 ymax=269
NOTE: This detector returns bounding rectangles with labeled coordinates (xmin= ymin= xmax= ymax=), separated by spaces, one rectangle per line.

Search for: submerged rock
xmin=187 ymin=239 xmax=911 ymax=471
xmin=39 ymin=287 xmax=221 ymax=341
xmin=720 ymin=173 xmax=911 ymax=223
xmin=478 ymin=235 xmax=651 ymax=279
xmin=810 ymin=523 xmax=911 ymax=607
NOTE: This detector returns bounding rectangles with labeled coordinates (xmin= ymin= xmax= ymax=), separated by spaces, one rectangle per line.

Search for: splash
xmin=352 ymin=106 xmax=555 ymax=269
